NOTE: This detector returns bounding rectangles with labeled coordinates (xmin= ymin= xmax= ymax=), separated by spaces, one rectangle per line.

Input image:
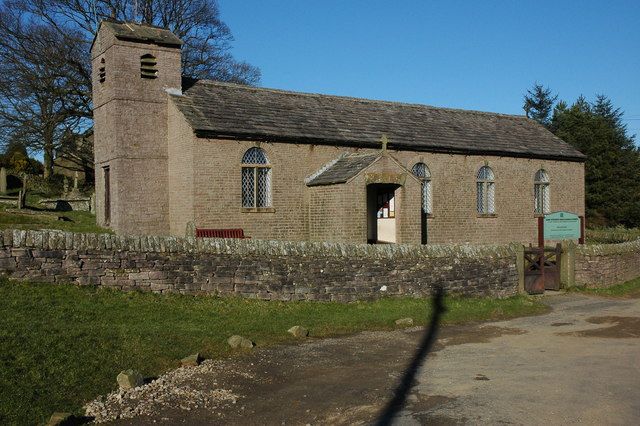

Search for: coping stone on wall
xmin=577 ymin=239 xmax=640 ymax=256
xmin=0 ymin=228 xmax=521 ymax=300
xmin=1 ymin=229 xmax=518 ymax=261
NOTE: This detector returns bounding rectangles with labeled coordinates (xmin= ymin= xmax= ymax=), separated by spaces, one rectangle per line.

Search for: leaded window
xmin=412 ymin=162 xmax=432 ymax=214
xmin=241 ymin=148 xmax=272 ymax=208
xmin=534 ymin=169 xmax=550 ymax=214
xmin=477 ymin=166 xmax=495 ymax=214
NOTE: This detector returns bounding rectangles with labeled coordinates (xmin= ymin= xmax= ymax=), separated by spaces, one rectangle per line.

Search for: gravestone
xmin=69 ymin=171 xmax=81 ymax=197
xmin=0 ymin=167 xmax=6 ymax=194
xmin=18 ymin=175 xmax=28 ymax=209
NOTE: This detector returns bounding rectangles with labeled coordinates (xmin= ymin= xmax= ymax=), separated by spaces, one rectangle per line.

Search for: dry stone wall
xmin=0 ymin=230 xmax=519 ymax=301
xmin=575 ymin=240 xmax=640 ymax=287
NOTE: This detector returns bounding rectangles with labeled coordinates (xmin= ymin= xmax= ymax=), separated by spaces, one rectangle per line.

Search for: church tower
xmin=91 ymin=21 xmax=182 ymax=234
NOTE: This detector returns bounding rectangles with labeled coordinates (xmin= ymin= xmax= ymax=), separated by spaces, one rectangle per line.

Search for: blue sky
xmin=220 ymin=0 xmax=640 ymax=137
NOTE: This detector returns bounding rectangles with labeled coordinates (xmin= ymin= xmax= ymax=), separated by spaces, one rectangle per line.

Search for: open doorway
xmin=367 ymin=184 xmax=399 ymax=244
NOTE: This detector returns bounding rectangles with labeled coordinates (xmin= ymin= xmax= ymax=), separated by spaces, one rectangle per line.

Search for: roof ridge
xmin=191 ymin=79 xmax=527 ymax=119
xmin=106 ymin=19 xmax=170 ymax=31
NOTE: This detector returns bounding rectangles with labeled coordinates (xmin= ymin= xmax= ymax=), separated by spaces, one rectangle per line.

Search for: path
xmin=90 ymin=293 xmax=640 ymax=425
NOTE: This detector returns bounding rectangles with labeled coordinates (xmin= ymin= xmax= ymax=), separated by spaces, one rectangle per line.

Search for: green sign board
xmin=543 ymin=211 xmax=581 ymax=240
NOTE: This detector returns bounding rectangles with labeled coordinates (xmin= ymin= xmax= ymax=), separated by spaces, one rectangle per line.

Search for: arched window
xmin=241 ymin=147 xmax=272 ymax=208
xmin=412 ymin=162 xmax=432 ymax=214
xmin=534 ymin=169 xmax=550 ymax=214
xmin=140 ymin=54 xmax=158 ymax=79
xmin=477 ymin=166 xmax=495 ymax=214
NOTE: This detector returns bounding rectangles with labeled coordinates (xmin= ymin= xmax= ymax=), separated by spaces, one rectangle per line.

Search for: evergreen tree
xmin=550 ymin=96 xmax=640 ymax=227
xmin=523 ymin=83 xmax=558 ymax=127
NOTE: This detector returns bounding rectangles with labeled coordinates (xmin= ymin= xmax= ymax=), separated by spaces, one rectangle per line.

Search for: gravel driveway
xmin=88 ymin=293 xmax=640 ymax=425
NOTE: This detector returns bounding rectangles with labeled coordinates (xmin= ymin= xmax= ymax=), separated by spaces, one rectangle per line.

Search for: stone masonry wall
xmin=0 ymin=230 xmax=519 ymax=301
xmin=575 ymin=240 xmax=640 ymax=287
xmin=92 ymin=25 xmax=181 ymax=235
xmin=180 ymin=130 xmax=585 ymax=245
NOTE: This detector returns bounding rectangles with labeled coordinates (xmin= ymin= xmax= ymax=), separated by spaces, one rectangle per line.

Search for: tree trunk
xmin=43 ymin=128 xmax=54 ymax=179
xmin=43 ymin=151 xmax=53 ymax=179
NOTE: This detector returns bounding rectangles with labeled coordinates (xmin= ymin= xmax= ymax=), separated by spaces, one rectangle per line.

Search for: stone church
xmin=91 ymin=21 xmax=585 ymax=245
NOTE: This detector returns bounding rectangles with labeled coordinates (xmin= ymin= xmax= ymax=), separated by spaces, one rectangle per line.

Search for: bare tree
xmin=0 ymin=0 xmax=260 ymax=178
xmin=21 ymin=0 xmax=261 ymax=81
xmin=0 ymin=6 xmax=89 ymax=178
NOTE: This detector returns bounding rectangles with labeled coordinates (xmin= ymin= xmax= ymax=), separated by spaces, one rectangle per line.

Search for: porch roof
xmin=306 ymin=153 xmax=379 ymax=186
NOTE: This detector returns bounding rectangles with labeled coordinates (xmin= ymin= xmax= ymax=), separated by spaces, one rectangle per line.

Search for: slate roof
xmin=172 ymin=80 xmax=585 ymax=162
xmin=101 ymin=21 xmax=183 ymax=46
xmin=306 ymin=153 xmax=380 ymax=186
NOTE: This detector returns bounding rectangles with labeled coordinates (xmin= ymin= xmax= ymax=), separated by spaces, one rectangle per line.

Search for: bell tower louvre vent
xmin=140 ymin=53 xmax=158 ymax=79
xmin=99 ymin=58 xmax=106 ymax=83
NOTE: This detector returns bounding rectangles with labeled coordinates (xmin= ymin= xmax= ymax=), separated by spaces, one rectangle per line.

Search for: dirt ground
xmin=97 ymin=293 xmax=640 ymax=425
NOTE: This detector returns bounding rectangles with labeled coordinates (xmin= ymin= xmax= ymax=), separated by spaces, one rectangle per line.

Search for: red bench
xmin=195 ymin=228 xmax=250 ymax=239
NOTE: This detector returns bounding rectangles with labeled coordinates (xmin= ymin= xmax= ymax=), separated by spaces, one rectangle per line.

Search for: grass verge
xmin=586 ymin=227 xmax=640 ymax=244
xmin=0 ymin=279 xmax=546 ymax=425
xmin=0 ymin=205 xmax=109 ymax=234
xmin=568 ymin=277 xmax=640 ymax=298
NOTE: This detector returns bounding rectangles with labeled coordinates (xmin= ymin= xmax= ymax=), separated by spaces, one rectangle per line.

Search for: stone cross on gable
xmin=380 ymin=134 xmax=389 ymax=152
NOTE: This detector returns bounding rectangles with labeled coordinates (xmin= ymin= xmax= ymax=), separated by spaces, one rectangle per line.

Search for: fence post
xmin=538 ymin=216 xmax=544 ymax=248
xmin=560 ymin=240 xmax=576 ymax=289
xmin=515 ymin=243 xmax=525 ymax=294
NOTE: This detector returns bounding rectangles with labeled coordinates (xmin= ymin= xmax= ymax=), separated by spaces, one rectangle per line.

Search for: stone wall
xmin=38 ymin=197 xmax=92 ymax=212
xmin=0 ymin=230 xmax=519 ymax=301
xmin=179 ymin=132 xmax=585 ymax=245
xmin=575 ymin=240 xmax=640 ymax=287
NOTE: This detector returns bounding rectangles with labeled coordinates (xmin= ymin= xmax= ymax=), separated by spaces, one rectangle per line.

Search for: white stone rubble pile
xmin=84 ymin=360 xmax=240 ymax=423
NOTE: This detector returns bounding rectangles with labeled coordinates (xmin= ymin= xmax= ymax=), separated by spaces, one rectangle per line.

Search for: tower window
xmin=99 ymin=58 xmax=106 ymax=83
xmin=140 ymin=54 xmax=158 ymax=79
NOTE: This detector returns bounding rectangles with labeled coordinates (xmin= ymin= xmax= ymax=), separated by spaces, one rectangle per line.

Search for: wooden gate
xmin=524 ymin=243 xmax=562 ymax=294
